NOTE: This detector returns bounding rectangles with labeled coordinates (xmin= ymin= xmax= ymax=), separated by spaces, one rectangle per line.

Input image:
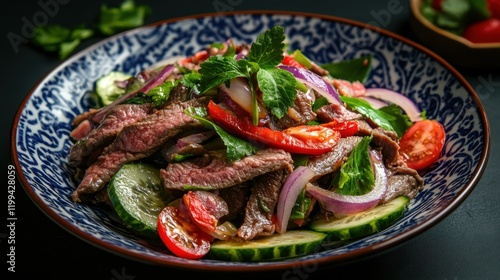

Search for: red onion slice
xmin=278 ymin=65 xmax=342 ymax=105
xmin=276 ymin=166 xmax=317 ymax=234
xmin=219 ymin=78 xmax=267 ymax=118
xmin=364 ymin=88 xmax=422 ymax=122
xmin=305 ymin=150 xmax=387 ymax=217
xmin=93 ymin=64 xmax=175 ymax=122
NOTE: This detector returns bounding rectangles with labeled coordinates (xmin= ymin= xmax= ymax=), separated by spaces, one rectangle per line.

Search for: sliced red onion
xmin=219 ymin=78 xmax=267 ymax=118
xmin=364 ymin=88 xmax=422 ymax=122
xmin=276 ymin=166 xmax=317 ymax=234
xmin=278 ymin=65 xmax=342 ymax=105
xmin=358 ymin=96 xmax=389 ymax=109
xmin=305 ymin=150 xmax=387 ymax=217
xmin=93 ymin=64 xmax=174 ymax=122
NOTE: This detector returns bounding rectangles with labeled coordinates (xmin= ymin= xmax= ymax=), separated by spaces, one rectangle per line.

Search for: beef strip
xmin=161 ymin=148 xmax=293 ymax=191
xmin=217 ymin=182 xmax=251 ymax=223
xmin=237 ymin=168 xmax=290 ymax=240
xmin=68 ymin=103 xmax=155 ymax=167
xmin=71 ymin=97 xmax=211 ymax=202
xmin=315 ymin=103 xmax=363 ymax=122
xmin=270 ymin=90 xmax=317 ymax=130
xmin=307 ymin=136 xmax=363 ymax=177
xmin=383 ymin=160 xmax=424 ymax=202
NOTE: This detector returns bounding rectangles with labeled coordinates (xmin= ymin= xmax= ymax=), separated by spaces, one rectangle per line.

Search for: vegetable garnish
xmin=340 ymin=95 xmax=412 ymax=137
xmin=399 ymin=119 xmax=446 ymax=171
xmin=207 ymin=100 xmax=340 ymax=155
xmin=320 ymin=55 xmax=373 ymax=83
xmin=31 ymin=24 xmax=94 ymax=60
xmin=185 ymin=106 xmax=257 ymax=161
xmin=98 ymin=0 xmax=151 ymax=35
xmin=197 ymin=26 xmax=297 ymax=125
xmin=31 ymin=0 xmax=150 ymax=60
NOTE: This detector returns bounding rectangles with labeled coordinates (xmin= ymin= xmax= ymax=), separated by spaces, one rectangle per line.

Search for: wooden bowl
xmin=410 ymin=0 xmax=500 ymax=69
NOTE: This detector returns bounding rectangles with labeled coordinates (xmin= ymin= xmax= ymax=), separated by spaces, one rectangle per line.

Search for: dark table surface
xmin=3 ymin=0 xmax=499 ymax=279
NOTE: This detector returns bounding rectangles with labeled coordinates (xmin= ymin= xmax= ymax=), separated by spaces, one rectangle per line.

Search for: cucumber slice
xmin=95 ymin=71 xmax=132 ymax=107
xmin=309 ymin=196 xmax=410 ymax=241
xmin=208 ymin=230 xmax=326 ymax=262
xmin=107 ymin=162 xmax=170 ymax=237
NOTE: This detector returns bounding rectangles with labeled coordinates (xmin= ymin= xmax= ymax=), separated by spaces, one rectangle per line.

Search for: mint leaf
xmin=247 ymin=25 xmax=286 ymax=69
xmin=197 ymin=56 xmax=248 ymax=93
xmin=334 ymin=135 xmax=374 ymax=196
xmin=185 ymin=107 xmax=257 ymax=161
xmin=257 ymin=68 xmax=297 ymax=119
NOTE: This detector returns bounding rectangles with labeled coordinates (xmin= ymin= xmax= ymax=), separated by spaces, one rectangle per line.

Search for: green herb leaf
xmin=185 ymin=107 xmax=257 ymax=161
xmin=340 ymin=96 xmax=395 ymax=132
xmin=148 ymin=80 xmax=178 ymax=107
xmin=197 ymin=56 xmax=248 ymax=93
xmin=247 ymin=25 xmax=286 ymax=69
xmin=340 ymin=96 xmax=412 ymax=137
xmin=257 ymin=68 xmax=297 ymax=119
xmin=98 ymin=0 xmax=151 ymax=36
xmin=31 ymin=24 xmax=94 ymax=60
xmin=333 ymin=135 xmax=374 ymax=196
xmin=321 ymin=55 xmax=373 ymax=83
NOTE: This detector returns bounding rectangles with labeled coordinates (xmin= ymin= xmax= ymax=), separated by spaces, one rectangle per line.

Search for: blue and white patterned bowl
xmin=11 ymin=11 xmax=490 ymax=271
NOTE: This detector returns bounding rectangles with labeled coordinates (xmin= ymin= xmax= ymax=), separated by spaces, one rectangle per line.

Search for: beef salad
xmin=68 ymin=26 xmax=445 ymax=261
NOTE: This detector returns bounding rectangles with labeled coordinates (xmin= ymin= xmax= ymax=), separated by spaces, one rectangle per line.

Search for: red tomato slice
xmin=157 ymin=205 xmax=212 ymax=260
xmin=399 ymin=120 xmax=445 ymax=171
xmin=183 ymin=191 xmax=227 ymax=234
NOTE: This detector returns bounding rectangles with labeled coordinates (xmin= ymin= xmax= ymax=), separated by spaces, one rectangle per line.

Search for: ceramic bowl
xmin=11 ymin=11 xmax=490 ymax=272
xmin=410 ymin=0 xmax=500 ymax=69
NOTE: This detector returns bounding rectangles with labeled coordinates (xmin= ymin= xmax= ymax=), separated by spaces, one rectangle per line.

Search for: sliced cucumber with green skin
xmin=95 ymin=71 xmax=132 ymax=107
xmin=208 ymin=230 xmax=327 ymax=262
xmin=107 ymin=162 xmax=170 ymax=237
xmin=309 ymin=196 xmax=410 ymax=241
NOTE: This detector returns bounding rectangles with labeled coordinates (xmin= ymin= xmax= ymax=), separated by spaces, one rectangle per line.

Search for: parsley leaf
xmin=333 ymin=135 xmax=374 ymax=196
xmin=185 ymin=107 xmax=257 ymax=161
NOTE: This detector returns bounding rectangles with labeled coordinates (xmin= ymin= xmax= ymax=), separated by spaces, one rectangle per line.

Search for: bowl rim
xmin=10 ymin=10 xmax=491 ymax=272
xmin=410 ymin=0 xmax=500 ymax=49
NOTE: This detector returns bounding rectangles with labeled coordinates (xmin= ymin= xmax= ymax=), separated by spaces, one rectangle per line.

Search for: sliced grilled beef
xmin=315 ymin=103 xmax=362 ymax=122
xmin=355 ymin=120 xmax=400 ymax=165
xmin=68 ymin=103 xmax=155 ymax=167
xmin=307 ymin=136 xmax=363 ymax=177
xmin=383 ymin=160 xmax=424 ymax=202
xmin=217 ymin=182 xmax=251 ymax=223
xmin=161 ymin=148 xmax=293 ymax=191
xmin=270 ymin=90 xmax=317 ymax=130
xmin=237 ymin=168 xmax=290 ymax=240
xmin=71 ymin=97 xmax=211 ymax=202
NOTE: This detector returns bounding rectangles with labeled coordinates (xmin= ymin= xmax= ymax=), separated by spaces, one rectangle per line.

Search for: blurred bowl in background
xmin=410 ymin=0 xmax=500 ymax=69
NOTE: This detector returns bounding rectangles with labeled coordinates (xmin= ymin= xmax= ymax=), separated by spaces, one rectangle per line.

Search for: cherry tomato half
xmin=399 ymin=120 xmax=445 ymax=171
xmin=157 ymin=205 xmax=213 ymax=260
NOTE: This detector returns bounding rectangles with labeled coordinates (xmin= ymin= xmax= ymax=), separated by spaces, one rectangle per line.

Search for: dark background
xmin=3 ymin=0 xmax=499 ymax=279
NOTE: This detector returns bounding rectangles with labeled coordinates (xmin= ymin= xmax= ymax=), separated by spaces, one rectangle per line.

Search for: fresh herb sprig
xmin=196 ymin=26 xmax=297 ymax=125
xmin=31 ymin=0 xmax=150 ymax=60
